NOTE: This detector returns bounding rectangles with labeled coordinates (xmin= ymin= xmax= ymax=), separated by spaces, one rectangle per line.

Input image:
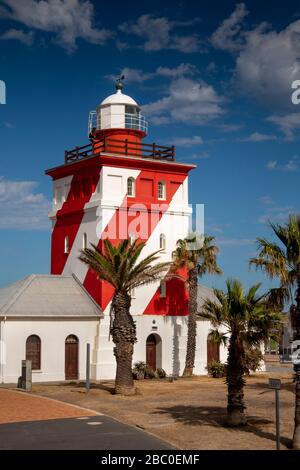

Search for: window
xmin=82 ymin=232 xmax=87 ymax=250
xmin=158 ymin=181 xmax=166 ymax=200
xmin=160 ymin=281 xmax=167 ymax=298
xmin=127 ymin=177 xmax=135 ymax=197
xmin=125 ymin=105 xmax=138 ymax=115
xmin=26 ymin=335 xmax=41 ymax=370
xmin=159 ymin=233 xmax=166 ymax=251
xmin=64 ymin=236 xmax=69 ymax=254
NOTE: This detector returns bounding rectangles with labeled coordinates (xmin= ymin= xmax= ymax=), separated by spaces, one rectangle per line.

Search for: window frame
xmin=127 ymin=177 xmax=135 ymax=197
xmin=159 ymin=233 xmax=166 ymax=252
xmin=64 ymin=235 xmax=69 ymax=254
xmin=26 ymin=335 xmax=41 ymax=371
xmin=158 ymin=181 xmax=166 ymax=200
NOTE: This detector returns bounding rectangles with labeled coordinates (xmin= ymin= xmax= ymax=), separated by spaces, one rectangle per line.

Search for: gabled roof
xmin=0 ymin=275 xmax=102 ymax=318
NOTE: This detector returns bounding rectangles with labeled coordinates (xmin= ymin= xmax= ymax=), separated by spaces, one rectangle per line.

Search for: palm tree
xmin=79 ymin=239 xmax=170 ymax=396
xmin=200 ymin=279 xmax=282 ymax=426
xmin=250 ymin=215 xmax=300 ymax=448
xmin=172 ymin=234 xmax=222 ymax=377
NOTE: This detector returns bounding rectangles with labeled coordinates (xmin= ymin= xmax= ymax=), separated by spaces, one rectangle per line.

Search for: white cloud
xmin=218 ymin=123 xmax=243 ymax=133
xmin=187 ymin=151 xmax=210 ymax=160
xmin=240 ymin=132 xmax=277 ymax=142
xmin=105 ymin=68 xmax=153 ymax=84
xmin=217 ymin=237 xmax=254 ymax=246
xmin=211 ymin=3 xmax=249 ymax=52
xmin=267 ymin=112 xmax=300 ymax=140
xmin=170 ymin=135 xmax=204 ymax=147
xmin=259 ymin=204 xmax=296 ymax=224
xmin=156 ymin=63 xmax=197 ymax=78
xmin=0 ymin=0 xmax=112 ymax=51
xmin=0 ymin=28 xmax=34 ymax=45
xmin=266 ymin=156 xmax=298 ymax=172
xmin=212 ymin=4 xmax=300 ymax=131
xmin=105 ymin=63 xmax=197 ymax=85
xmin=142 ymin=77 xmax=225 ymax=125
xmin=266 ymin=160 xmax=277 ymax=170
xmin=119 ymin=14 xmax=201 ymax=53
xmin=260 ymin=195 xmax=274 ymax=205
xmin=0 ymin=176 xmax=51 ymax=229
xmin=235 ymin=20 xmax=300 ymax=109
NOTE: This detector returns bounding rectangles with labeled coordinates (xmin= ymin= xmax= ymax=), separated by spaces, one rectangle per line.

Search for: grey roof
xmin=197 ymin=284 xmax=218 ymax=317
xmin=0 ymin=275 xmax=102 ymax=318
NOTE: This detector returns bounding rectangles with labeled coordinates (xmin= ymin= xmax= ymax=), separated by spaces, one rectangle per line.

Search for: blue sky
xmin=0 ymin=0 xmax=300 ymax=291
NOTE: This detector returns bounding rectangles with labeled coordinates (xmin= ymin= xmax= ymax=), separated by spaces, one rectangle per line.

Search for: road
xmin=0 ymin=389 xmax=173 ymax=450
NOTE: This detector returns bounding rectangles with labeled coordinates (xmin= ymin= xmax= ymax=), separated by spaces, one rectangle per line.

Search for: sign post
xmin=268 ymin=378 xmax=281 ymax=450
xmin=86 ymin=343 xmax=90 ymax=393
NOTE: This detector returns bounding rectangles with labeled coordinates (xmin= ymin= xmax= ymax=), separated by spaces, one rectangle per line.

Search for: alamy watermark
xmin=95 ymin=203 xmax=205 ymax=251
xmin=0 ymin=79 xmax=6 ymax=104
xmin=291 ymin=80 xmax=300 ymax=105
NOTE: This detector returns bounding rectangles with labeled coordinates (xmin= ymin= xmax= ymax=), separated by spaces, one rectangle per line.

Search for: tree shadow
xmin=54 ymin=380 xmax=115 ymax=394
xmin=154 ymin=405 xmax=292 ymax=448
xmin=246 ymin=380 xmax=295 ymax=393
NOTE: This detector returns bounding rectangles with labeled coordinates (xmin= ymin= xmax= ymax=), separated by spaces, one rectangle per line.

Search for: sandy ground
xmin=24 ymin=366 xmax=297 ymax=450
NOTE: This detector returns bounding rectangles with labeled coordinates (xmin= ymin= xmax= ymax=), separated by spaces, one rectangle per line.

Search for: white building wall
xmin=1 ymin=318 xmax=99 ymax=384
xmin=1 ymin=315 xmax=227 ymax=384
xmin=94 ymin=315 xmax=221 ymax=380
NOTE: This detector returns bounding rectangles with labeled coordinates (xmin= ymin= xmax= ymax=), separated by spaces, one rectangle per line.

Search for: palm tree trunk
xmin=182 ymin=267 xmax=198 ymax=377
xmin=111 ymin=291 xmax=137 ymax=396
xmin=293 ymin=279 xmax=300 ymax=449
xmin=226 ymin=332 xmax=247 ymax=426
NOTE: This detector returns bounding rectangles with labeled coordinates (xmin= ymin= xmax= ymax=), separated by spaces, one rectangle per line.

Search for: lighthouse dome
xmin=100 ymin=89 xmax=139 ymax=108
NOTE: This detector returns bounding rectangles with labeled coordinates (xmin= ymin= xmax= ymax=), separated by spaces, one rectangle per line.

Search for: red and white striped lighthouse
xmin=46 ymin=79 xmax=195 ymax=322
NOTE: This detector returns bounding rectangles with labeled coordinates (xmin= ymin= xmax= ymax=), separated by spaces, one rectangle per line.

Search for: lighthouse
xmin=46 ymin=79 xmax=199 ymax=378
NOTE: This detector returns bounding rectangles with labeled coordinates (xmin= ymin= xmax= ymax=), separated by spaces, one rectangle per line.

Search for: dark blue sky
xmin=0 ymin=0 xmax=300 ymax=291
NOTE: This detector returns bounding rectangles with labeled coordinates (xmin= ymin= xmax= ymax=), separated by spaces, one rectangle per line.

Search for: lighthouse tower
xmin=46 ymin=79 xmax=197 ymax=378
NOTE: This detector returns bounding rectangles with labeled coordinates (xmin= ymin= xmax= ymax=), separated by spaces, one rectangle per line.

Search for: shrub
xmin=144 ymin=367 xmax=158 ymax=379
xmin=243 ymin=347 xmax=263 ymax=375
xmin=132 ymin=361 xmax=146 ymax=380
xmin=207 ymin=360 xmax=227 ymax=378
xmin=156 ymin=368 xmax=167 ymax=379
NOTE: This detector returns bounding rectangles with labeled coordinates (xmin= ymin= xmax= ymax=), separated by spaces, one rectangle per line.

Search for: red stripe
xmin=83 ymin=170 xmax=187 ymax=312
xmin=51 ymin=168 xmax=101 ymax=274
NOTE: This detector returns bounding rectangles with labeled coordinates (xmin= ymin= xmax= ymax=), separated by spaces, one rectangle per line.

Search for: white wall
xmin=94 ymin=315 xmax=223 ymax=379
xmin=1 ymin=315 xmax=228 ymax=383
xmin=1 ymin=318 xmax=99 ymax=384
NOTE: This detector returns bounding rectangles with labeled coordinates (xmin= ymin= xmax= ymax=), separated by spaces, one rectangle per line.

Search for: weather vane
xmin=115 ymin=74 xmax=125 ymax=91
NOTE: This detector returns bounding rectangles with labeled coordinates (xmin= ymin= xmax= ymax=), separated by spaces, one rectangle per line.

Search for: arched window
xmin=158 ymin=181 xmax=166 ymax=200
xmin=160 ymin=281 xmax=167 ymax=298
xmin=159 ymin=233 xmax=166 ymax=251
xmin=127 ymin=177 xmax=135 ymax=197
xmin=64 ymin=236 xmax=69 ymax=254
xmin=26 ymin=335 xmax=41 ymax=370
xmin=82 ymin=232 xmax=87 ymax=250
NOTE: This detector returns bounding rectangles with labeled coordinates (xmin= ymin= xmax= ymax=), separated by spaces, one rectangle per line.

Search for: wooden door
xmin=207 ymin=338 xmax=220 ymax=364
xmin=146 ymin=334 xmax=156 ymax=370
xmin=65 ymin=335 xmax=79 ymax=380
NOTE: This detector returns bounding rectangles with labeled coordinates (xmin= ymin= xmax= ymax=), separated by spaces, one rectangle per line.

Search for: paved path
xmin=0 ymin=389 xmax=173 ymax=450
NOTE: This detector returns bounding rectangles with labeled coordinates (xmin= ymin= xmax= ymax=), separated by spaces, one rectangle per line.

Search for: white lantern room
xmin=88 ymin=78 xmax=148 ymax=136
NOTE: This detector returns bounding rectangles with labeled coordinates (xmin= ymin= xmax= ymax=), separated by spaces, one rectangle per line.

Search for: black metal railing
xmin=65 ymin=137 xmax=175 ymax=164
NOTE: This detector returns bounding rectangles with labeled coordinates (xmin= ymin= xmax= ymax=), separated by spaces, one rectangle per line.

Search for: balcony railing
xmin=64 ymin=137 xmax=175 ymax=164
xmin=88 ymin=111 xmax=148 ymax=135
